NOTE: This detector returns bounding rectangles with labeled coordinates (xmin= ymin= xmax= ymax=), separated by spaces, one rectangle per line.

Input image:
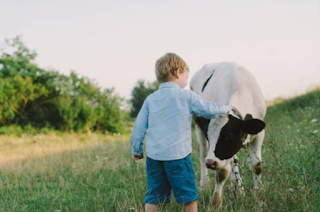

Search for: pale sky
xmin=1 ymin=0 xmax=320 ymax=101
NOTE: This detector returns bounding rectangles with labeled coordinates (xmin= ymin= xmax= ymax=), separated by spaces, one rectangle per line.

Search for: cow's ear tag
xmin=240 ymin=119 xmax=265 ymax=135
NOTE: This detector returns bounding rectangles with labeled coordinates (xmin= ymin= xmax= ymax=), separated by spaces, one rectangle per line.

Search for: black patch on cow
xmin=214 ymin=115 xmax=243 ymax=160
xmin=216 ymin=168 xmax=229 ymax=183
xmin=214 ymin=115 xmax=266 ymax=160
xmin=240 ymin=115 xmax=266 ymax=135
xmin=201 ymin=70 xmax=215 ymax=92
xmin=254 ymin=162 xmax=262 ymax=175
xmin=193 ymin=115 xmax=210 ymax=140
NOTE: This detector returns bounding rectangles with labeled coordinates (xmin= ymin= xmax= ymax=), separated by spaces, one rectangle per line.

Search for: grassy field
xmin=0 ymin=89 xmax=319 ymax=212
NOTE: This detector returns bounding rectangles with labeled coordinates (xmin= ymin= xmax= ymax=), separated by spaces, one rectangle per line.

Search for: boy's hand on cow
xmin=133 ymin=154 xmax=144 ymax=160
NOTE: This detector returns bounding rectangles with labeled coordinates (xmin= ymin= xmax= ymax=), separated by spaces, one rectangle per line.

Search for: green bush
xmin=0 ymin=127 xmax=6 ymax=135
xmin=4 ymin=125 xmax=23 ymax=136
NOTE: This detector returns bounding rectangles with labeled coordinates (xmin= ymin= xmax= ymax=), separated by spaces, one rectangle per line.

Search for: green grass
xmin=0 ymin=89 xmax=320 ymax=211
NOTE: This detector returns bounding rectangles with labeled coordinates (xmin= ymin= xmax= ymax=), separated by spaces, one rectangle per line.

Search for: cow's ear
xmin=193 ymin=115 xmax=210 ymax=133
xmin=239 ymin=119 xmax=265 ymax=135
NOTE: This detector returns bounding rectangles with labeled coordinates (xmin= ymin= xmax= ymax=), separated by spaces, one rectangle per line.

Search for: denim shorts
xmin=144 ymin=154 xmax=199 ymax=204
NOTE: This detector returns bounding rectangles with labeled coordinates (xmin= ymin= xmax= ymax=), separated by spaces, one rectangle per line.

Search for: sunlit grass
xmin=0 ymin=89 xmax=319 ymax=211
xmin=0 ymin=133 xmax=129 ymax=165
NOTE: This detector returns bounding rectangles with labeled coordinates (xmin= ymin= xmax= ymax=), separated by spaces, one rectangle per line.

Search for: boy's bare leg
xmin=145 ymin=204 xmax=158 ymax=212
xmin=184 ymin=201 xmax=197 ymax=212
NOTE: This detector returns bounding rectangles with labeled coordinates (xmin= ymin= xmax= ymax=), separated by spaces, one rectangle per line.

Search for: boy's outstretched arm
xmin=190 ymin=91 xmax=231 ymax=119
xmin=131 ymin=99 xmax=149 ymax=160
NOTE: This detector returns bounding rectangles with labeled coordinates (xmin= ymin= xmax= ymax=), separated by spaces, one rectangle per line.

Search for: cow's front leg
xmin=210 ymin=163 xmax=231 ymax=209
xmin=195 ymin=125 xmax=209 ymax=190
xmin=248 ymin=130 xmax=264 ymax=191
xmin=230 ymin=154 xmax=245 ymax=196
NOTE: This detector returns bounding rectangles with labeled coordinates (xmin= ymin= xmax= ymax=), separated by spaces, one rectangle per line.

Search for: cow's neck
xmin=228 ymin=92 xmax=250 ymax=117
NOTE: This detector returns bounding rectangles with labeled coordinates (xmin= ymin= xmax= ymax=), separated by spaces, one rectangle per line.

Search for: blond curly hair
xmin=155 ymin=53 xmax=189 ymax=83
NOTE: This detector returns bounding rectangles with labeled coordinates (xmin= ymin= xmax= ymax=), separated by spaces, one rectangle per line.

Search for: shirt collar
xmin=159 ymin=82 xmax=180 ymax=89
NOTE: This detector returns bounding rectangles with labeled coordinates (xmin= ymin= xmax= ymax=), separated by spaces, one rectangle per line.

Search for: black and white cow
xmin=190 ymin=62 xmax=266 ymax=208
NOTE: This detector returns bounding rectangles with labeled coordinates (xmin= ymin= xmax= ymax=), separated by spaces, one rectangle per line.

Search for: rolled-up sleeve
xmin=190 ymin=91 xmax=230 ymax=119
xmin=131 ymin=99 xmax=149 ymax=156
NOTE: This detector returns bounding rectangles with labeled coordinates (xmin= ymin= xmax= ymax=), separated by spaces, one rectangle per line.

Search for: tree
xmin=0 ymin=36 xmax=125 ymax=133
xmin=130 ymin=80 xmax=158 ymax=117
xmin=0 ymin=36 xmax=48 ymax=125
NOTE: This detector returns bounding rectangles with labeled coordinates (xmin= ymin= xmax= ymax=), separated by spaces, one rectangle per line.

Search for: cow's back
xmin=190 ymin=62 xmax=266 ymax=119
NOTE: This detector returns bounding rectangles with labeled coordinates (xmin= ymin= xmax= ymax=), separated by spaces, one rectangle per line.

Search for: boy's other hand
xmin=133 ymin=154 xmax=144 ymax=160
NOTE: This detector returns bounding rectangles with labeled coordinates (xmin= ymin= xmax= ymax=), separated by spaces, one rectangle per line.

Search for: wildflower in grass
xmin=288 ymin=188 xmax=294 ymax=192
xmin=312 ymin=130 xmax=318 ymax=134
xmin=311 ymin=119 xmax=317 ymax=123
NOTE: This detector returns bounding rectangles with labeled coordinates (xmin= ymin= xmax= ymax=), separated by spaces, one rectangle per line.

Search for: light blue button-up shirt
xmin=131 ymin=82 xmax=230 ymax=161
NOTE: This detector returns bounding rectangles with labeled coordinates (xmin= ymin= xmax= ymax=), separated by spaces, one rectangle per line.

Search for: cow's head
xmin=194 ymin=114 xmax=265 ymax=170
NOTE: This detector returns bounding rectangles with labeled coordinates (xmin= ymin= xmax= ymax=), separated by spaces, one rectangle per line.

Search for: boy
xmin=131 ymin=53 xmax=230 ymax=212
